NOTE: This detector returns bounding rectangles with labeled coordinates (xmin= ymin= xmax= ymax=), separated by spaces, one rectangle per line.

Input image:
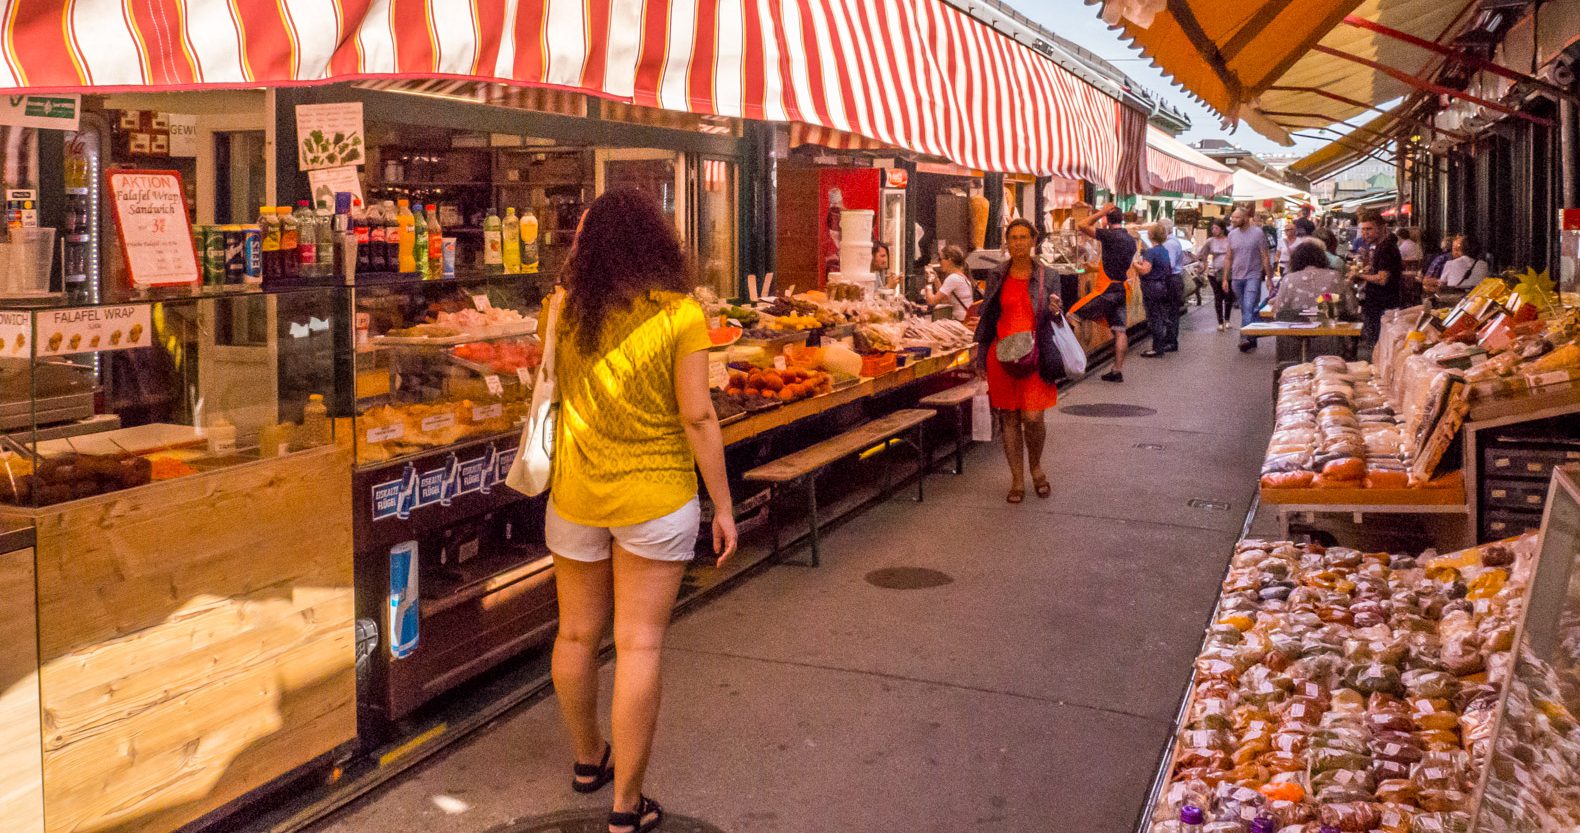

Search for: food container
xmin=0 ymin=227 xmax=56 ymax=297
xmin=860 ymin=351 xmax=897 ymax=377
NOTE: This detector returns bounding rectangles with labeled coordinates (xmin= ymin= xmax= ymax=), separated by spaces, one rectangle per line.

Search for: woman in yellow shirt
xmin=547 ymin=188 xmax=736 ymax=833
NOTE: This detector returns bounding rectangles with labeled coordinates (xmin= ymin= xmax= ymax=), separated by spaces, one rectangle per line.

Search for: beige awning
xmin=1094 ymin=0 xmax=1479 ymax=144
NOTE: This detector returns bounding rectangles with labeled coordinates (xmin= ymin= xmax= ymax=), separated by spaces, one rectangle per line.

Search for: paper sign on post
xmin=0 ymin=95 xmax=79 ymax=131
xmin=105 ymin=170 xmax=199 ymax=288
xmin=307 ymin=165 xmax=364 ymax=210
xmin=296 ymin=102 xmax=365 ymax=171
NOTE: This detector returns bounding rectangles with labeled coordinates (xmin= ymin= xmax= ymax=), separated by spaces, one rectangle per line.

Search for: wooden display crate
xmin=1 ymin=447 xmax=357 ymax=833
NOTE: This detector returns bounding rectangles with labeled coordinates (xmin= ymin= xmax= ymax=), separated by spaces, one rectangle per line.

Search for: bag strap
xmin=538 ymin=289 xmax=563 ymax=383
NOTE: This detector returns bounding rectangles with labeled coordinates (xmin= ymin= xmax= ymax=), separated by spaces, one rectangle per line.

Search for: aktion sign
xmin=106 ymin=170 xmax=199 ymax=288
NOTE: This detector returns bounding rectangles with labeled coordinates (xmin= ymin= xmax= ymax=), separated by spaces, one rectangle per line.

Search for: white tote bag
xmin=970 ymin=381 xmax=994 ymax=443
xmin=505 ymin=291 xmax=563 ymax=496
xmin=1049 ymin=312 xmax=1087 ymax=378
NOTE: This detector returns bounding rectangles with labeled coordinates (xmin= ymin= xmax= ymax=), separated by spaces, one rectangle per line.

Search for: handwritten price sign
xmin=106 ymin=170 xmax=199 ymax=288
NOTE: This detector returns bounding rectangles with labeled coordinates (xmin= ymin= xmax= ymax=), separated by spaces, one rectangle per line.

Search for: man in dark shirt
xmin=1357 ymin=211 xmax=1404 ymax=348
xmin=1076 ymin=204 xmax=1136 ymax=382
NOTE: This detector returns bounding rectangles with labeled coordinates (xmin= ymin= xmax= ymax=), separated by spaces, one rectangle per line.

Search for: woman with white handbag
xmin=510 ymin=188 xmax=735 ymax=833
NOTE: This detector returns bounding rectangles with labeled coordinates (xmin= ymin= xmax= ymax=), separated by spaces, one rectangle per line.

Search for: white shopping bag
xmin=970 ymin=382 xmax=994 ymax=443
xmin=1050 ymin=312 xmax=1086 ymax=377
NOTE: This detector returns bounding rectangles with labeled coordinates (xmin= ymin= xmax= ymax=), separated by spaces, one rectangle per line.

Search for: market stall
xmin=1137 ymin=467 xmax=1580 ymax=833
xmin=1257 ymin=275 xmax=1580 ymax=545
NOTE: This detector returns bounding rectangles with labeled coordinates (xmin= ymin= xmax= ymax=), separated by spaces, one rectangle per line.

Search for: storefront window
xmin=696 ymin=158 xmax=737 ymax=296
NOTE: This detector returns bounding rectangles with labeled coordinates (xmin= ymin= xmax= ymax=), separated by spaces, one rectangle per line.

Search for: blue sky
xmin=1020 ymin=0 xmax=1327 ymax=155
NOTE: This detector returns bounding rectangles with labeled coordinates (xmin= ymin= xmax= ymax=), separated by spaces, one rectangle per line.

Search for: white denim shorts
xmin=546 ymin=496 xmax=701 ymax=563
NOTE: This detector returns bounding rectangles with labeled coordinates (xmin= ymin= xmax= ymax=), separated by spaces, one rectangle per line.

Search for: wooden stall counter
xmin=722 ymin=348 xmax=975 ymax=446
xmin=0 ymin=446 xmax=357 ymax=833
xmin=0 ymin=521 xmax=41 ymax=833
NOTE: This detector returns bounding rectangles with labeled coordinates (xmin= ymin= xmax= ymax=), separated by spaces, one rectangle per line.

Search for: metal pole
xmin=1562 ymin=98 xmax=1577 ymax=210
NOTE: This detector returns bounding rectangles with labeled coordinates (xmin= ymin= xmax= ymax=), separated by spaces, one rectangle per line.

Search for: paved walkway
xmin=307 ymin=306 xmax=1276 ymax=833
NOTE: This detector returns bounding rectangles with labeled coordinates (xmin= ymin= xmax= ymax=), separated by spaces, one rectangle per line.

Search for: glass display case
xmin=343 ymin=270 xmax=558 ymax=734
xmin=347 ymin=272 xmax=549 ymax=468
xmin=0 ymin=284 xmax=340 ymax=507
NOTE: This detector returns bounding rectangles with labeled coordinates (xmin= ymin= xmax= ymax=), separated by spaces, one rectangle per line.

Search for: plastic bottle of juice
xmin=381 ymin=200 xmax=400 ymax=271
xmin=520 ymin=208 xmax=540 ymax=274
xmin=317 ymin=203 xmax=338 ymax=279
xmin=396 ymin=199 xmax=416 ymax=273
xmin=352 ymin=198 xmax=370 ymax=273
xmin=412 ymin=202 xmax=428 ymax=278
xmin=294 ymin=200 xmax=318 ymax=277
xmin=482 ymin=208 xmax=503 ymax=269
xmin=501 ymin=207 xmax=521 ymax=274
xmin=365 ymin=201 xmax=386 ymax=271
xmin=259 ymin=205 xmax=281 ymax=281
xmin=425 ymin=204 xmax=443 ymax=280
xmin=278 ymin=206 xmax=299 ymax=280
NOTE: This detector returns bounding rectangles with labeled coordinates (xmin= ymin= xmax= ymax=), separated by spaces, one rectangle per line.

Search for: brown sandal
xmin=1033 ymin=476 xmax=1051 ymax=499
xmin=1007 ymin=488 xmax=1024 ymax=504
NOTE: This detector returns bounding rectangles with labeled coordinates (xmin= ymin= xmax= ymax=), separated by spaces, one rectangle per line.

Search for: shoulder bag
xmin=505 ymin=290 xmax=563 ymax=496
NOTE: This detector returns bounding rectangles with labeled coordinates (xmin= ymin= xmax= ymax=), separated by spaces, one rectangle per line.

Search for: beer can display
xmin=242 ymin=225 xmax=263 ymax=283
xmin=202 ymin=225 xmax=226 ymax=285
xmin=220 ymin=225 xmax=247 ymax=285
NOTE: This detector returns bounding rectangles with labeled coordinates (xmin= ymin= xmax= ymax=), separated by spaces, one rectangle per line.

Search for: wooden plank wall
xmin=0 ymin=546 xmax=43 ymax=833
xmin=15 ymin=448 xmax=356 ymax=833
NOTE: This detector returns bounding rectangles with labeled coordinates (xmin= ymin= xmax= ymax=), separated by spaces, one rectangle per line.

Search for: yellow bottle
xmin=501 ymin=207 xmax=521 ymax=274
xmin=520 ymin=208 xmax=540 ymax=274
xmin=396 ymin=200 xmax=416 ymax=273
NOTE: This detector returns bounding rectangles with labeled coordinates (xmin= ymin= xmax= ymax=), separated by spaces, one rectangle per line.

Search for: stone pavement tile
xmin=310 ymin=649 xmax=1170 ymax=833
xmin=668 ymin=506 xmax=1230 ymax=721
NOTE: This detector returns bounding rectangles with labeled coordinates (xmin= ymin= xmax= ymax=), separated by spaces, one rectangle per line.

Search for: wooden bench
xmin=919 ymin=383 xmax=978 ymax=475
xmin=743 ymin=409 xmax=936 ymax=566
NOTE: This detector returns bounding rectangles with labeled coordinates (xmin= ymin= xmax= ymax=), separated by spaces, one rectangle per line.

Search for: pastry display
xmin=1147 ymin=535 xmax=1541 ymax=833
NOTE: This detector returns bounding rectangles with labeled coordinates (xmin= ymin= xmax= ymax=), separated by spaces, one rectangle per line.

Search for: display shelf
xmin=373 ymin=181 xmax=490 ymax=188
xmin=1259 ymin=471 xmax=1466 ymax=506
xmin=721 ymin=347 xmax=973 ymax=445
xmin=1467 ymin=379 xmax=1580 ymax=427
xmin=423 ymin=545 xmax=552 ymax=617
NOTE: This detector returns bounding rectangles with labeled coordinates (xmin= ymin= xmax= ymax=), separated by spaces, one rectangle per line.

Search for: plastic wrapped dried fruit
xmin=1409 ymin=811 xmax=1469 ymax=833
xmin=1369 ymin=736 xmax=1425 ymax=764
xmin=1311 ymin=748 xmax=1373 ymax=775
xmin=1376 ymin=802 xmax=1419 ymax=833
xmin=1403 ymin=671 xmax=1459 ymax=700
xmin=1375 ymin=779 xmax=1419 ymax=805
xmin=1349 ymin=662 xmax=1405 ymax=696
xmin=1416 ymin=788 xmax=1468 ymax=813
xmin=1318 ymin=801 xmax=1382 ymax=831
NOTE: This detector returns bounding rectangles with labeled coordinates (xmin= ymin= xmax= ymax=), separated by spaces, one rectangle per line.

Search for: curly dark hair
xmin=562 ymin=187 xmax=692 ymax=355
xmin=1288 ymin=239 xmax=1331 ymax=273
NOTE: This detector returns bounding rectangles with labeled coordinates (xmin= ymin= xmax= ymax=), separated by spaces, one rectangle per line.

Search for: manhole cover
xmin=487 ymin=810 xmax=726 ymax=833
xmin=1060 ymin=403 xmax=1158 ymax=417
xmin=865 ymin=566 xmax=954 ymax=589
xmin=1188 ymin=498 xmax=1232 ymax=511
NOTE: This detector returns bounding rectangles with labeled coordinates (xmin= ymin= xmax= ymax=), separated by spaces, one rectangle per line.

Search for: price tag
xmin=472 ymin=294 xmax=493 ymax=311
xmin=472 ymin=403 xmax=503 ymax=422
xmin=773 ymin=355 xmax=787 ymax=371
xmin=366 ymin=424 xmax=405 ymax=443
xmin=421 ymin=413 xmax=456 ymax=433
xmin=517 ymin=367 xmax=532 ymax=386
xmin=485 ymin=375 xmax=504 ymax=396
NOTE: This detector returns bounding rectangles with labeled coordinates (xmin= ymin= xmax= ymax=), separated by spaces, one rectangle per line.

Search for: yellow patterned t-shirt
xmin=550 ymin=291 xmax=713 ymax=527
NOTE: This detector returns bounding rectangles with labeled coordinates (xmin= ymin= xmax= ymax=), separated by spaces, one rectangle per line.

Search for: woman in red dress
xmin=973 ymin=219 xmax=1061 ymax=503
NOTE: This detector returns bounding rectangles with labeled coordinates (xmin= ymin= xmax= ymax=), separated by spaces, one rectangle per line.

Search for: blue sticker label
xmin=369 ymin=443 xmax=523 ymax=521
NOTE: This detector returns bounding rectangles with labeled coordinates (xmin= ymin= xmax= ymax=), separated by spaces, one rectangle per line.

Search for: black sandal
xmin=572 ymin=743 xmax=614 ymax=794
xmin=609 ymin=795 xmax=663 ymax=833
xmin=1032 ymin=475 xmax=1051 ymax=499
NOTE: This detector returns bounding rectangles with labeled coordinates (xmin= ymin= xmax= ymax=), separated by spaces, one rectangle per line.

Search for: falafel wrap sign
xmin=106 ymin=170 xmax=199 ymax=288
xmin=34 ymin=304 xmax=151 ymax=357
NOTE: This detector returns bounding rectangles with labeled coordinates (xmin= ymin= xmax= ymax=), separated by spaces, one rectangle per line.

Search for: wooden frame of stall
xmin=0 ymin=447 xmax=356 ymax=833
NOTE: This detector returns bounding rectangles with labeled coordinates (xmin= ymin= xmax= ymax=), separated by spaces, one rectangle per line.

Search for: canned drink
xmin=242 ymin=225 xmax=263 ymax=283
xmin=388 ymin=539 xmax=420 ymax=659
xmin=441 ymin=237 xmax=456 ymax=279
xmin=221 ymin=225 xmax=247 ymax=285
xmin=191 ymin=225 xmax=207 ymax=282
xmin=203 ymin=225 xmax=226 ymax=285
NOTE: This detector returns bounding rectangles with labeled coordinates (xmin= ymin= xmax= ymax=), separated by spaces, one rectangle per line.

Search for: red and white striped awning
xmin=3 ymin=0 xmax=1146 ymax=189
xmin=1144 ymin=126 xmax=1232 ymax=199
